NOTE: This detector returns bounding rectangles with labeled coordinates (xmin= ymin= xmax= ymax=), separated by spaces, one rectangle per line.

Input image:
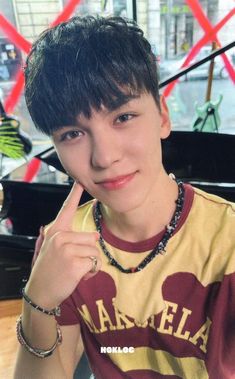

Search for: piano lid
xmin=162 ymin=131 xmax=235 ymax=184
xmin=34 ymin=131 xmax=235 ymax=184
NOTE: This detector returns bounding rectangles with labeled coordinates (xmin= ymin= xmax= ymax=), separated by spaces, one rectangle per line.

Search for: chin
xmin=100 ymin=191 xmax=147 ymax=214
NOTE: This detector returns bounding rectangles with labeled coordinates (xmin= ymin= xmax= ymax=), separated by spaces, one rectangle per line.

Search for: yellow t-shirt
xmin=36 ymin=185 xmax=235 ymax=379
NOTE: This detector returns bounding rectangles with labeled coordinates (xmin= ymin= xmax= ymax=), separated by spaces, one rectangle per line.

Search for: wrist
xmin=25 ymin=281 xmax=60 ymax=311
xmin=22 ymin=287 xmax=61 ymax=317
xmin=21 ymin=303 xmax=59 ymax=351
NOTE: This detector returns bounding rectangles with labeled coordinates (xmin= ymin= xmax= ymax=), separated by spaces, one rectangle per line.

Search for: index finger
xmin=51 ymin=182 xmax=84 ymax=232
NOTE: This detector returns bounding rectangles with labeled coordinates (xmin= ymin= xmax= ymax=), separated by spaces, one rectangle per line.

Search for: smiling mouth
xmin=96 ymin=172 xmax=137 ymax=190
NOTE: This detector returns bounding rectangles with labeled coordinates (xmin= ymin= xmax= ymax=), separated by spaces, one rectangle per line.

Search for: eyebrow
xmin=104 ymin=93 xmax=141 ymax=113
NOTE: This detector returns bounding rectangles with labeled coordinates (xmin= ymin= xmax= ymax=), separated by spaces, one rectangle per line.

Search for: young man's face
xmin=52 ymin=92 xmax=171 ymax=213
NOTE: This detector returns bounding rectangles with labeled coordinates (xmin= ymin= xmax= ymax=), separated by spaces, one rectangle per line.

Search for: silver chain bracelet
xmin=16 ymin=315 xmax=62 ymax=358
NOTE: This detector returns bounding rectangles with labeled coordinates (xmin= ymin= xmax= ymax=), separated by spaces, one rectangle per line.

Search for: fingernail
xmin=94 ymin=232 xmax=100 ymax=240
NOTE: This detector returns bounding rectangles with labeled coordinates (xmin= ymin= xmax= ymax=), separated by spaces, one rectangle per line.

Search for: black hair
xmin=24 ymin=15 xmax=160 ymax=136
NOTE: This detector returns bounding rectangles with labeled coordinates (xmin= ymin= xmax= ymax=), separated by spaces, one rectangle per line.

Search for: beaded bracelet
xmin=16 ymin=315 xmax=62 ymax=358
xmin=22 ymin=287 xmax=61 ymax=317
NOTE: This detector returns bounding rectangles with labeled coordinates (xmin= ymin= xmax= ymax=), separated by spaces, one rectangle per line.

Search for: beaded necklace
xmin=93 ymin=180 xmax=185 ymax=274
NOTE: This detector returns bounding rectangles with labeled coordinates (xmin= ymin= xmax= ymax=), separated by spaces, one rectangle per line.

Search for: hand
xmin=26 ymin=182 xmax=101 ymax=309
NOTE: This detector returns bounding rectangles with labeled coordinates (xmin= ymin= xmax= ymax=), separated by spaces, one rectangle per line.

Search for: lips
xmin=96 ymin=172 xmax=137 ymax=190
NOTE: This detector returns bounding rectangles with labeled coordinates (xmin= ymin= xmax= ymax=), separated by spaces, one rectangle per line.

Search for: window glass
xmin=135 ymin=0 xmax=235 ymax=135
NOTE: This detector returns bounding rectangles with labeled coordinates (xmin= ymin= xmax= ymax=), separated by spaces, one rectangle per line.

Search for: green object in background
xmin=192 ymin=95 xmax=223 ymax=133
xmin=0 ymin=100 xmax=32 ymax=161
xmin=0 ymin=117 xmax=25 ymax=159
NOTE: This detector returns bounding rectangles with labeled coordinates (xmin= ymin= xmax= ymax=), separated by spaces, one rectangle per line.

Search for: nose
xmin=91 ymin=131 xmax=122 ymax=169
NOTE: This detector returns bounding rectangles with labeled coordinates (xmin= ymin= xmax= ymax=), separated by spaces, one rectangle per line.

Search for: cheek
xmin=144 ymin=125 xmax=162 ymax=154
xmin=54 ymin=147 xmax=81 ymax=178
xmin=144 ymin=131 xmax=163 ymax=170
xmin=129 ymin=123 xmax=161 ymax=162
xmin=54 ymin=148 xmax=70 ymax=172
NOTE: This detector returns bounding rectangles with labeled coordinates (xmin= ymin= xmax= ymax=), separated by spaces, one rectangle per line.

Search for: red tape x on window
xmin=163 ymin=0 xmax=235 ymax=97
xmin=0 ymin=0 xmax=82 ymax=114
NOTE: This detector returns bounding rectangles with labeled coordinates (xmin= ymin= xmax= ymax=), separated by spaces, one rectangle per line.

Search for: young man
xmin=14 ymin=15 xmax=235 ymax=379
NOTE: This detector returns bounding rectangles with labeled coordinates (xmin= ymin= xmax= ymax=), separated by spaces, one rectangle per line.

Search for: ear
xmin=159 ymin=95 xmax=171 ymax=140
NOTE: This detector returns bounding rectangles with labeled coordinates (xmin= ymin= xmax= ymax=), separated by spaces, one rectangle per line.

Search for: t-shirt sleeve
xmin=31 ymin=227 xmax=80 ymax=326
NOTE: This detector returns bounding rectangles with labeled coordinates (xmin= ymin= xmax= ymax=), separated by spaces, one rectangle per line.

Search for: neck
xmin=101 ymin=172 xmax=179 ymax=242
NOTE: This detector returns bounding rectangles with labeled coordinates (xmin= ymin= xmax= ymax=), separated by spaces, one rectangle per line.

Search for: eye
xmin=59 ymin=130 xmax=84 ymax=142
xmin=116 ymin=113 xmax=134 ymax=124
